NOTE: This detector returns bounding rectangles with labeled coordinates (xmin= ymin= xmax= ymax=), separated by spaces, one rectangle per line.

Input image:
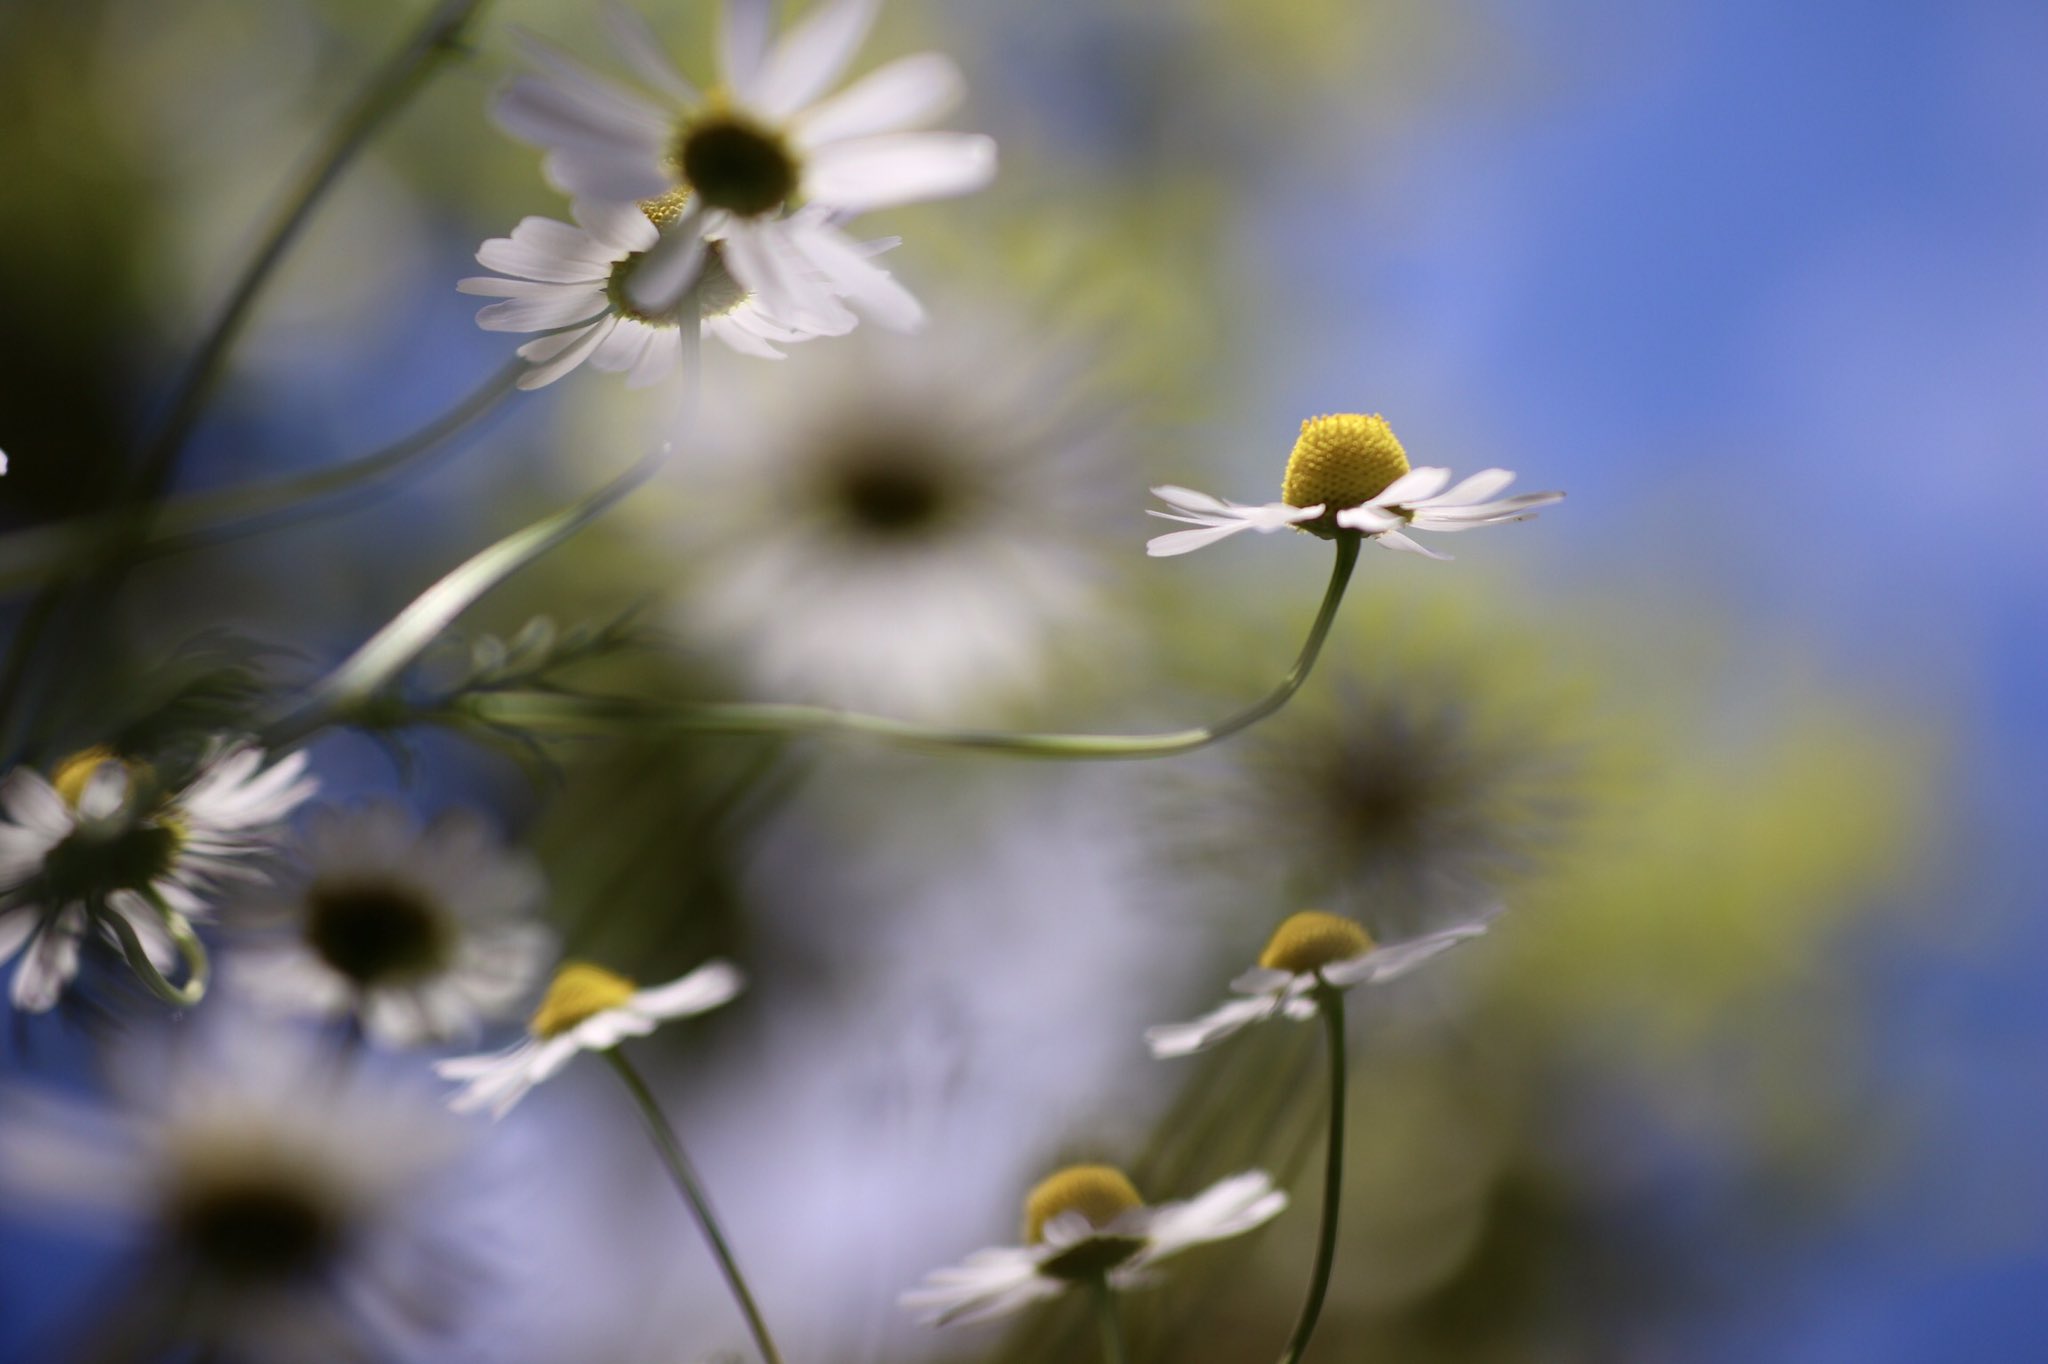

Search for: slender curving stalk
xmin=1091 ymin=1274 xmax=1130 ymax=1364
xmin=457 ymin=536 xmax=1362 ymax=761
xmin=1276 ymin=985 xmax=1347 ymax=1364
xmin=101 ymin=901 xmax=208 ymax=1008
xmin=606 ymin=1049 xmax=786 ymax=1364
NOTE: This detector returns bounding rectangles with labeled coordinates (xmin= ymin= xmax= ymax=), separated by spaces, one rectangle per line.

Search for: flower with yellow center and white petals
xmin=1144 ymin=909 xmax=1494 ymax=1058
xmin=228 ymin=804 xmax=553 ymax=1048
xmin=900 ymin=1163 xmax=1287 ymax=1325
xmin=0 ymin=740 xmax=314 ymax=1013
xmin=460 ymin=194 xmax=893 ymax=389
xmin=434 ymin=958 xmax=744 ymax=1118
xmin=1146 ymin=413 xmax=1562 ymax=560
xmin=495 ymin=0 xmax=994 ymax=328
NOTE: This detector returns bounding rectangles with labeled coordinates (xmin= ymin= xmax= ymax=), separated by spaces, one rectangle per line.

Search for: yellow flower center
xmin=530 ymin=962 xmax=637 ymax=1039
xmin=1023 ymin=1164 xmax=1144 ymax=1244
xmin=1258 ymin=910 xmax=1374 ymax=975
xmin=52 ymin=746 xmax=123 ymax=807
xmin=639 ymin=186 xmax=694 ymax=229
xmin=608 ymin=190 xmax=753 ymax=324
xmin=1280 ymin=413 xmax=1410 ymax=512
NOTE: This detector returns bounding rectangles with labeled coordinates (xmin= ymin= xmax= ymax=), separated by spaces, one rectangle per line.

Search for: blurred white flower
xmin=666 ymin=319 xmax=1123 ymax=719
xmin=1145 ymin=910 xmax=1491 ymax=1058
xmin=900 ymin=1164 xmax=1286 ymax=1325
xmin=1147 ymin=413 xmax=1561 ymax=559
xmin=460 ymin=197 xmax=889 ymax=389
xmin=229 ymin=804 xmax=553 ymax=1047
xmin=0 ymin=741 xmax=313 ymax=1012
xmin=497 ymin=0 xmax=994 ymax=326
xmin=435 ymin=959 xmax=743 ymax=1118
xmin=0 ymin=1026 xmax=470 ymax=1363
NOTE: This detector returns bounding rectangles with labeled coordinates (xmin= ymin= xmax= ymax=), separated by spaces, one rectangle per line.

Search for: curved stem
xmin=102 ymin=904 xmax=207 ymax=1008
xmin=1276 ymin=986 xmax=1347 ymax=1364
xmin=1091 ymin=1275 xmax=1129 ymax=1364
xmin=606 ymin=1049 xmax=786 ymax=1364
xmin=458 ymin=536 xmax=1361 ymax=761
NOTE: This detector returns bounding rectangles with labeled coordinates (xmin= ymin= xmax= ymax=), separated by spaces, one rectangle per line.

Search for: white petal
xmin=1371 ymin=529 xmax=1452 ymax=560
xmin=476 ymin=228 xmax=612 ymax=285
xmin=802 ymin=132 xmax=997 ymax=213
xmin=1321 ymin=920 xmax=1492 ymax=988
xmin=1226 ymin=965 xmax=1298 ymax=995
xmin=755 ymin=0 xmax=879 ymax=118
xmin=546 ymin=147 xmax=673 ymax=203
xmin=10 ymin=907 xmax=83 ymax=1013
xmin=603 ymin=2 xmax=700 ymax=104
xmin=516 ymin=319 xmax=613 ymax=389
xmin=622 ymin=217 xmax=708 ymax=316
xmin=627 ymin=326 xmax=688 ymax=386
xmin=574 ymin=197 xmax=661 ymax=254
xmin=1428 ymin=468 xmax=1516 ymax=507
xmin=0 ymin=908 xmax=36 ymax=967
xmin=899 ymin=1246 xmax=1064 ymax=1326
xmin=706 ymin=313 xmax=788 ymax=358
xmin=632 ymin=960 xmax=745 ymax=1019
xmin=475 ymin=287 xmax=611 ymax=333
xmin=1333 ymin=504 xmax=1403 ymax=534
xmin=495 ymin=61 xmax=670 ymax=158
xmin=795 ymin=52 xmax=964 ymax=146
xmin=1145 ymin=521 xmax=1256 ymax=558
xmin=1150 ymin=484 xmax=1235 ymax=516
xmin=1144 ymin=995 xmax=1280 ymax=1057
xmin=1373 ymin=465 xmax=1454 ymax=506
xmin=719 ymin=0 xmax=773 ymax=99
xmin=783 ymin=217 xmax=923 ymax=330
xmin=1138 ymin=1170 xmax=1287 ymax=1261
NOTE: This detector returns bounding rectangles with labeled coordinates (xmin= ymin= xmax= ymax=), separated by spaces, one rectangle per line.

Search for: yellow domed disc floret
xmin=1024 ymin=1164 xmax=1149 ymax=1281
xmin=1259 ymin=910 xmax=1374 ymax=976
xmin=1280 ymin=414 xmax=1411 ymax=514
xmin=530 ymin=962 xmax=637 ymax=1039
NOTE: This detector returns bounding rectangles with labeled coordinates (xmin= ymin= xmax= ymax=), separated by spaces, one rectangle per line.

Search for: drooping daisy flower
xmin=496 ymin=0 xmax=995 ymax=325
xmin=0 ymin=1026 xmax=471 ymax=1364
xmin=228 ymin=804 xmax=554 ymax=1047
xmin=1147 ymin=413 xmax=1562 ymax=560
xmin=664 ymin=315 xmax=1124 ymax=718
xmin=1146 ymin=910 xmax=1492 ymax=1058
xmin=900 ymin=1164 xmax=1287 ymax=1325
xmin=0 ymin=741 xmax=314 ymax=1012
xmin=460 ymin=196 xmax=886 ymax=389
xmin=435 ymin=958 xmax=744 ymax=1118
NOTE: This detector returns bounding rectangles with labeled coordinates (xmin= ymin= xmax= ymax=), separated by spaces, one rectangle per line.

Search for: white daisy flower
xmin=434 ymin=958 xmax=744 ymax=1118
xmin=665 ymin=316 xmax=1124 ymax=719
xmin=0 ymin=741 xmax=314 ymax=1012
xmin=459 ymin=196 xmax=888 ymax=390
xmin=1145 ymin=909 xmax=1492 ymax=1058
xmin=496 ymin=0 xmax=995 ymax=326
xmin=1147 ymin=413 xmax=1562 ymax=560
xmin=229 ymin=804 xmax=554 ymax=1048
xmin=900 ymin=1164 xmax=1287 ymax=1326
xmin=0 ymin=1026 xmax=469 ymax=1363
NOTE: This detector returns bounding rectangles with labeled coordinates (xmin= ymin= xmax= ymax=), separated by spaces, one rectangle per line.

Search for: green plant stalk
xmin=458 ymin=536 xmax=1362 ymax=761
xmin=606 ymin=1049 xmax=786 ymax=1364
xmin=101 ymin=898 xmax=207 ymax=1008
xmin=1092 ymin=1275 xmax=1129 ymax=1364
xmin=1276 ymin=985 xmax=1347 ymax=1364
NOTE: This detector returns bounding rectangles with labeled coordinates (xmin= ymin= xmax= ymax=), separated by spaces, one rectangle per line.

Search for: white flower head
xmin=460 ymin=196 xmax=895 ymax=389
xmin=496 ymin=0 xmax=996 ymax=328
xmin=1147 ymin=413 xmax=1562 ymax=560
xmin=0 ymin=740 xmax=315 ymax=1012
xmin=0 ymin=1025 xmax=470 ymax=1363
xmin=900 ymin=1164 xmax=1286 ymax=1326
xmin=1147 ymin=909 xmax=1493 ymax=1058
xmin=666 ymin=316 xmax=1125 ymax=719
xmin=435 ymin=957 xmax=744 ymax=1118
xmin=229 ymin=803 xmax=554 ymax=1048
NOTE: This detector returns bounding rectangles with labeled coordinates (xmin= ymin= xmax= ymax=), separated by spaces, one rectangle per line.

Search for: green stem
xmin=458 ymin=536 xmax=1361 ymax=761
xmin=1276 ymin=986 xmax=1347 ymax=1364
xmin=1092 ymin=1275 xmax=1129 ymax=1364
xmin=606 ymin=1049 xmax=786 ymax=1364
xmin=101 ymin=903 xmax=207 ymax=1008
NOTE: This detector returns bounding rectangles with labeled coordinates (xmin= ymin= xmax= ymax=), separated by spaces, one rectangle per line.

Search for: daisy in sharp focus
xmin=460 ymin=196 xmax=888 ymax=389
xmin=0 ymin=740 xmax=314 ymax=1012
xmin=900 ymin=1163 xmax=1287 ymax=1325
xmin=1146 ymin=909 xmax=1493 ymax=1058
xmin=435 ymin=958 xmax=744 ymax=1118
xmin=228 ymin=804 xmax=554 ymax=1047
xmin=496 ymin=0 xmax=995 ymax=326
xmin=1147 ymin=413 xmax=1562 ymax=560
xmin=0 ymin=1026 xmax=472 ymax=1364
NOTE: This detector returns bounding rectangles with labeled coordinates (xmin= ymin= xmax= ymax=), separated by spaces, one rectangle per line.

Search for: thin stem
xmin=1276 ymin=986 xmax=1347 ymax=1364
xmin=102 ymin=903 xmax=207 ymax=1008
xmin=606 ymin=1049 xmax=786 ymax=1364
xmin=458 ymin=536 xmax=1362 ymax=761
xmin=1091 ymin=1275 xmax=1129 ymax=1364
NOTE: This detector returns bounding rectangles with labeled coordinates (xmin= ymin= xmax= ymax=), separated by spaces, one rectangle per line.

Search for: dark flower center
xmin=677 ymin=115 xmax=797 ymax=217
xmin=305 ymin=878 xmax=449 ymax=986
xmin=166 ymin=1176 xmax=342 ymax=1286
xmin=837 ymin=459 xmax=950 ymax=534
xmin=41 ymin=821 xmax=182 ymax=902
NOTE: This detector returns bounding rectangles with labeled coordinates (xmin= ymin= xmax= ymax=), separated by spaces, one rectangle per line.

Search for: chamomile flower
xmin=434 ymin=958 xmax=744 ymax=1118
xmin=1147 ymin=413 xmax=1562 ymax=560
xmin=0 ymin=741 xmax=314 ymax=1012
xmin=900 ymin=1164 xmax=1287 ymax=1325
xmin=496 ymin=0 xmax=995 ymax=326
xmin=229 ymin=804 xmax=553 ymax=1047
xmin=1145 ymin=910 xmax=1493 ymax=1058
xmin=0 ymin=1026 xmax=470 ymax=1363
xmin=460 ymin=196 xmax=879 ymax=390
